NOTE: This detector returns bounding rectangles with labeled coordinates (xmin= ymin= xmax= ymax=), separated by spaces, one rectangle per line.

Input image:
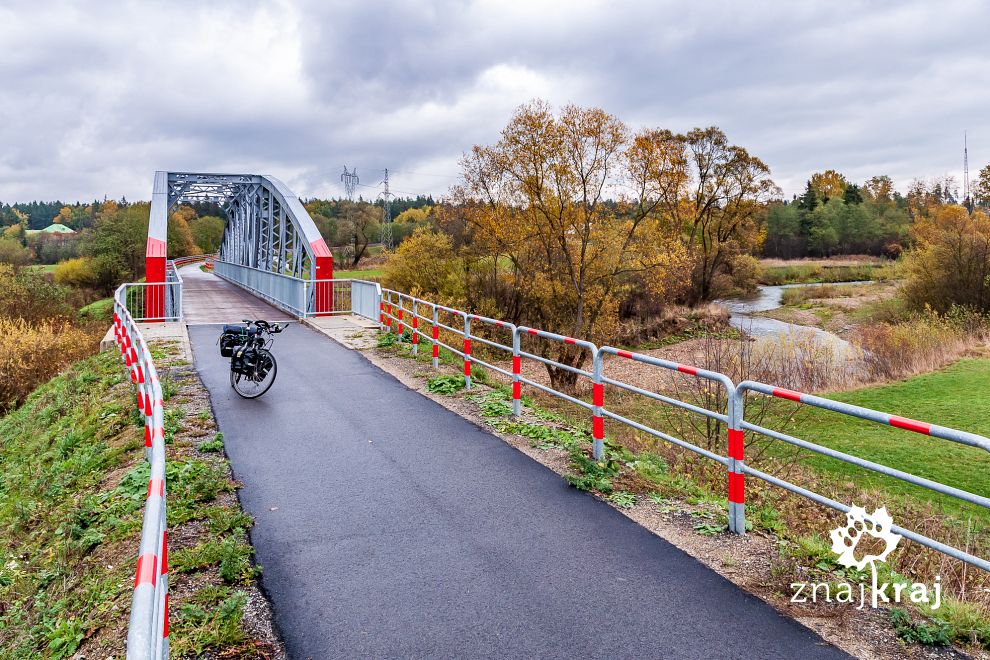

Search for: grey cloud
xmin=1 ymin=0 xmax=987 ymax=204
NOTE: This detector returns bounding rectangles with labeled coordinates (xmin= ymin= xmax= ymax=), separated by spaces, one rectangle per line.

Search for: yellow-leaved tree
xmin=809 ymin=169 xmax=848 ymax=201
xmin=902 ymin=204 xmax=990 ymax=313
xmin=452 ymin=101 xmax=689 ymax=389
xmin=658 ymin=127 xmax=777 ymax=302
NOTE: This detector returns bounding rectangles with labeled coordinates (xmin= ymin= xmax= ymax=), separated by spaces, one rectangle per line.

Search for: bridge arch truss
xmin=145 ymin=171 xmax=334 ymax=318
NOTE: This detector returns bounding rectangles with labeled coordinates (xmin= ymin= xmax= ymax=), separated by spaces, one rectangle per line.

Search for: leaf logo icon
xmin=829 ymin=506 xmax=902 ymax=571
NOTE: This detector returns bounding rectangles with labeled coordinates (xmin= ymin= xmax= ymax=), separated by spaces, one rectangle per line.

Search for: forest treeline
xmin=763 ymin=169 xmax=990 ymax=259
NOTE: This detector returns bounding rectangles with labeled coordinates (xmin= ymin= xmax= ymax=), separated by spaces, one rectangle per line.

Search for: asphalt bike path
xmin=188 ymin=323 xmax=848 ymax=659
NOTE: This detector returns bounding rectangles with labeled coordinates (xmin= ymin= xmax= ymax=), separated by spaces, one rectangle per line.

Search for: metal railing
xmin=214 ymin=261 xmax=308 ymax=315
xmin=115 ymin=255 xmax=217 ymax=322
xmin=170 ymin=253 xmax=215 ymax=268
xmin=113 ymin=284 xmax=170 ymax=658
xmin=119 ymin=281 xmax=183 ymax=323
xmin=379 ymin=288 xmax=990 ymax=570
xmin=214 ymin=260 xmax=381 ymax=319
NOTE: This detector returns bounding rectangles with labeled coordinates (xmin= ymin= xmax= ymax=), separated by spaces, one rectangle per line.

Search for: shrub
xmin=381 ymin=228 xmax=464 ymax=302
xmin=0 ymin=318 xmax=98 ymax=412
xmin=853 ymin=309 xmax=989 ymax=382
xmin=728 ymin=253 xmax=761 ymax=294
xmin=0 ymin=238 xmax=33 ymax=268
xmin=0 ymin=264 xmax=78 ymax=322
xmin=426 ymin=375 xmax=466 ymax=395
xmin=54 ymin=257 xmax=100 ymax=289
xmin=902 ymin=206 xmax=990 ymax=313
xmin=890 ymin=608 xmax=951 ymax=646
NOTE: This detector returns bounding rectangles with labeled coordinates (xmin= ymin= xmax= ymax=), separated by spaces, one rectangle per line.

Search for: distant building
xmin=25 ymin=223 xmax=76 ymax=236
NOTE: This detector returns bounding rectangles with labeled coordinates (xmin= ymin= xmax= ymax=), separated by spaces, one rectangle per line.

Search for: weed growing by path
xmin=609 ymin=491 xmax=637 ymax=508
xmin=890 ymin=608 xmax=952 ymax=647
xmin=466 ymin=391 xmax=513 ymax=417
xmin=427 ymin=374 xmax=466 ymax=395
xmin=199 ymin=432 xmax=224 ymax=452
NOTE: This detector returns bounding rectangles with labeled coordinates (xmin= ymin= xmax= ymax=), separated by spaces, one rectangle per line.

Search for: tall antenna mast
xmin=340 ymin=166 xmax=359 ymax=201
xmin=964 ymin=131 xmax=972 ymax=212
xmin=380 ymin=168 xmax=394 ymax=250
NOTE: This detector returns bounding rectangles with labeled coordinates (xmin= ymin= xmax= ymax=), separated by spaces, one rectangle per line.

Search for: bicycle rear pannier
xmin=219 ymin=324 xmax=248 ymax=357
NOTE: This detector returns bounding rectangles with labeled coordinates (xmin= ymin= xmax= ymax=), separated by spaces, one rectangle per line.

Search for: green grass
xmin=77 ymin=297 xmax=113 ymax=323
xmin=783 ymin=359 xmax=990 ymax=522
xmin=335 ymin=268 xmax=382 ymax=280
xmin=0 ymin=350 xmax=260 ymax=658
xmin=26 ymin=264 xmax=58 ymax=274
xmin=760 ymin=263 xmax=886 ymax=285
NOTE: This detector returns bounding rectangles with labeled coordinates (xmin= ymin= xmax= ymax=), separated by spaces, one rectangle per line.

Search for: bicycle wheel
xmin=230 ymin=349 xmax=278 ymax=399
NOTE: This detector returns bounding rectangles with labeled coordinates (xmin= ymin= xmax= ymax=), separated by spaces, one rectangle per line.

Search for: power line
xmin=380 ymin=168 xmax=393 ymax=250
xmin=964 ymin=131 xmax=972 ymax=212
xmin=340 ymin=166 xmax=359 ymax=201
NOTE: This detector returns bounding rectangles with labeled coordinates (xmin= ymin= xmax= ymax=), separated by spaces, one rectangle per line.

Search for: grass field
xmin=77 ymin=297 xmax=113 ymax=322
xmin=26 ymin=264 xmax=57 ymax=274
xmin=759 ymin=257 xmax=890 ymax=285
xmin=335 ymin=267 xmax=382 ymax=279
xmin=0 ymin=348 xmax=270 ymax=657
xmin=781 ymin=359 xmax=990 ymax=522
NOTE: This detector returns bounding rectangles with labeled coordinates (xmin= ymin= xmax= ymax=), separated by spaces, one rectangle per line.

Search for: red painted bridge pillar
xmin=145 ymin=236 xmax=167 ymax=321
xmin=311 ymin=239 xmax=334 ymax=316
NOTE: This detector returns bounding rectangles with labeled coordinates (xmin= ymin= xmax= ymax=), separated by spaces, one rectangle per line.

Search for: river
xmin=717 ymin=282 xmax=873 ymax=358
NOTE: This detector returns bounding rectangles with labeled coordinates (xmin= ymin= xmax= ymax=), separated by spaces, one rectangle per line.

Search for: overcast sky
xmin=1 ymin=0 xmax=986 ymax=204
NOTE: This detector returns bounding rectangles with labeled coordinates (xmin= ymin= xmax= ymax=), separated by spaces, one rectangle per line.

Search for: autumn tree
xmin=763 ymin=173 xmax=910 ymax=259
xmin=809 ymin=169 xmax=848 ymax=201
xmin=189 ymin=215 xmax=224 ymax=253
xmin=907 ymin=176 xmax=958 ymax=218
xmin=455 ymin=101 xmax=688 ymax=389
xmin=168 ymin=205 xmax=199 ymax=257
xmin=382 ymin=227 xmax=465 ymax=302
xmin=657 ymin=127 xmax=777 ymax=301
xmin=394 ymin=206 xmax=431 ymax=224
xmin=863 ymin=175 xmax=895 ymax=203
xmin=0 ymin=239 xmax=33 ymax=268
xmin=337 ymin=201 xmax=381 ymax=266
xmin=81 ymin=201 xmax=148 ymax=293
xmin=902 ymin=205 xmax=990 ymax=313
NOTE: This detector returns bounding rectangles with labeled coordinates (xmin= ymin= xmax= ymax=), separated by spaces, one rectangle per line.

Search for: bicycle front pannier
xmin=219 ymin=324 xmax=248 ymax=358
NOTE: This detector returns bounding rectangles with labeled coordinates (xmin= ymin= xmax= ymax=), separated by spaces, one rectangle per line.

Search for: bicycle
xmin=218 ymin=319 xmax=288 ymax=399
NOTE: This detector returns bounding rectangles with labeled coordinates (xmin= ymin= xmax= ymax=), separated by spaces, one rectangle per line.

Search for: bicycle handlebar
xmin=240 ymin=319 xmax=287 ymax=334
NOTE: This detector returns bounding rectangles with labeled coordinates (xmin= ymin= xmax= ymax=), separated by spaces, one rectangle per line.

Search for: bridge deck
xmin=179 ymin=264 xmax=293 ymax=325
xmin=187 ymin=319 xmax=846 ymax=659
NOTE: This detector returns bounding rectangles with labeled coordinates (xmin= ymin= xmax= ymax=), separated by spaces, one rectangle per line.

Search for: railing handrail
xmin=118 ymin=280 xmax=182 ymax=323
xmin=378 ymin=287 xmax=990 ymax=572
xmin=114 ymin=283 xmax=170 ymax=658
xmin=170 ymin=253 xmax=216 ymax=267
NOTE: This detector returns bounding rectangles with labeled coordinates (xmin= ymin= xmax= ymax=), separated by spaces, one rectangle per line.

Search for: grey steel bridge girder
xmin=151 ymin=171 xmax=332 ymax=281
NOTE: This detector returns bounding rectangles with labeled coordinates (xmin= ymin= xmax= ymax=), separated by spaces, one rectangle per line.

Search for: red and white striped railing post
xmin=379 ymin=300 xmax=386 ymax=330
xmin=398 ymin=298 xmax=404 ymax=335
xmin=591 ymin=349 xmax=605 ymax=460
xmin=728 ymin=387 xmax=746 ymax=535
xmin=511 ymin=327 xmax=522 ymax=417
xmin=463 ymin=314 xmax=472 ymax=389
xmin=431 ymin=305 xmax=440 ymax=369
xmin=411 ymin=298 xmax=419 ymax=355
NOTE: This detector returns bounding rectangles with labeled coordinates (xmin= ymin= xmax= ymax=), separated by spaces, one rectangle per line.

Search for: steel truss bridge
xmin=143 ymin=171 xmax=336 ymax=319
